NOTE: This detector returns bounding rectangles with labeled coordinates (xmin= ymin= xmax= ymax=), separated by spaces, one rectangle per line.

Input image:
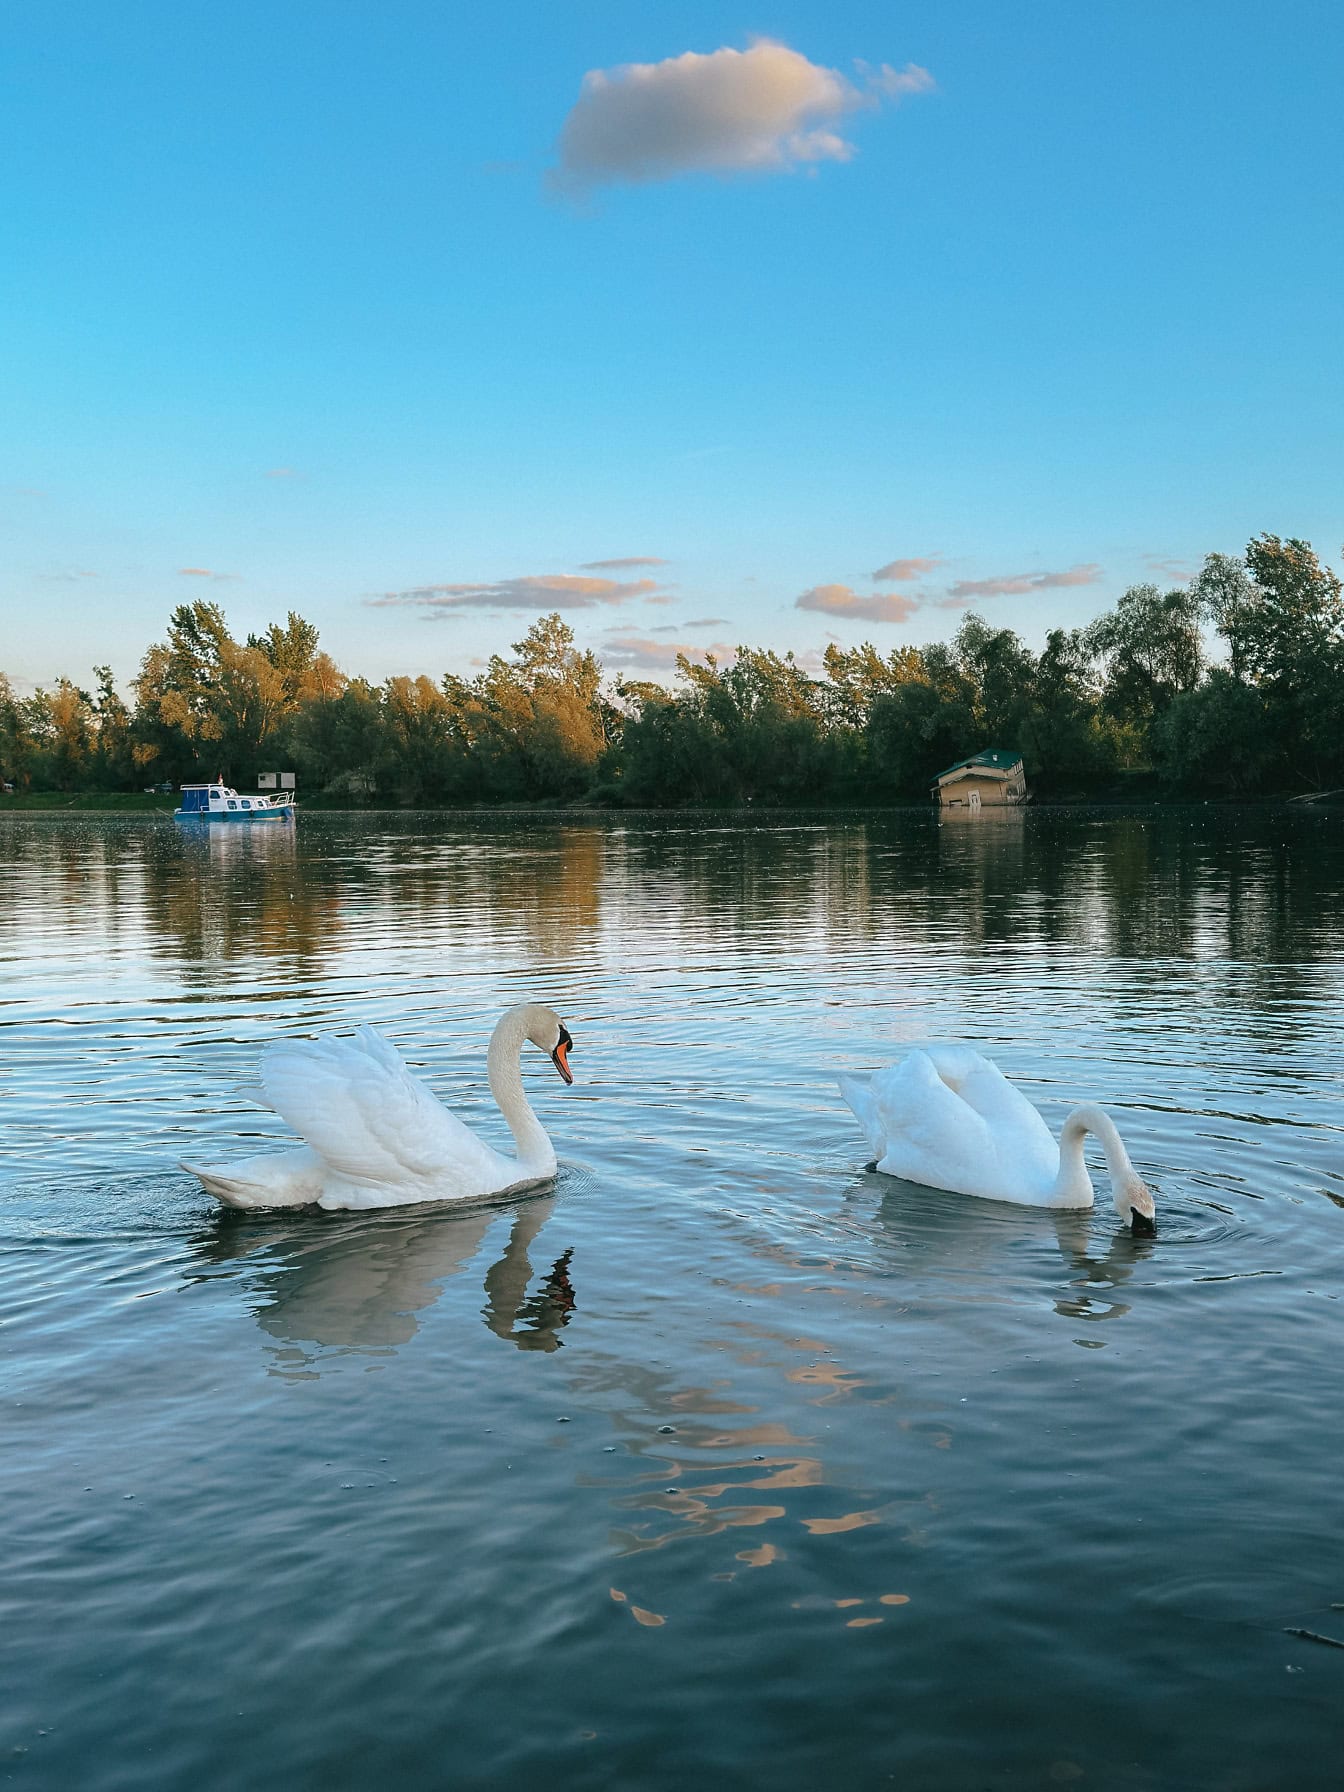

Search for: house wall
xmin=937 ymin=773 xmax=1025 ymax=807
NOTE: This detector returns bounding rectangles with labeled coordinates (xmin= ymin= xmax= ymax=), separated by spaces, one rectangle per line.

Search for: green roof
xmin=935 ymin=748 xmax=1023 ymax=780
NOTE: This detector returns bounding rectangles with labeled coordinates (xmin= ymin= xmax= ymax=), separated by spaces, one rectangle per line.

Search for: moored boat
xmin=174 ymin=781 xmax=296 ymax=822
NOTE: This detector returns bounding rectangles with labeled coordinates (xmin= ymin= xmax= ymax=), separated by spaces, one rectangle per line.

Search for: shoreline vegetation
xmin=4 ymin=533 xmax=1343 ymax=809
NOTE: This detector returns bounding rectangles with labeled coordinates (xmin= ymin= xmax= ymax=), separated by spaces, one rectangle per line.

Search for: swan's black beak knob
xmin=1130 ymin=1210 xmax=1156 ymax=1236
xmin=550 ymin=1026 xmax=574 ymax=1085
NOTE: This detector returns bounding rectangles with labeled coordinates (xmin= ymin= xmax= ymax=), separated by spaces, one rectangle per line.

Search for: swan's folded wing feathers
xmin=870 ymin=1050 xmax=996 ymax=1195
xmin=261 ymin=1027 xmax=505 ymax=1188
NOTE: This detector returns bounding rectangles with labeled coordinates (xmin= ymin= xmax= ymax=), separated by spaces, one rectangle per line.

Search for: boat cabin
xmin=175 ymin=782 xmax=296 ymax=821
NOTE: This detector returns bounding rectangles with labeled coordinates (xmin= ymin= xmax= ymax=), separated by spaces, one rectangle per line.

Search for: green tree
xmin=1083 ymin=583 xmax=1204 ymax=730
xmin=0 ymin=672 xmax=36 ymax=788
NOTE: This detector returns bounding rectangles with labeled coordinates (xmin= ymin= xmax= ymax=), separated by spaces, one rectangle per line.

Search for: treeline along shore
xmin=4 ymin=533 xmax=1343 ymax=807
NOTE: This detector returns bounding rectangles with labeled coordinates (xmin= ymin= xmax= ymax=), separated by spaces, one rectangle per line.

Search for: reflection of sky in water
xmin=3 ymin=811 xmax=1344 ymax=1790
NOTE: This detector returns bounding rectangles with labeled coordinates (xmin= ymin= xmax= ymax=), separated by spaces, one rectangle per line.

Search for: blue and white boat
xmin=174 ymin=781 xmax=296 ymax=822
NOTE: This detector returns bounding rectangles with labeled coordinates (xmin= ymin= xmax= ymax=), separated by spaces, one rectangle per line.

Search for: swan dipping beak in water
xmin=182 ymin=1002 xmax=575 ymax=1213
xmin=841 ymin=1046 xmax=1156 ymax=1233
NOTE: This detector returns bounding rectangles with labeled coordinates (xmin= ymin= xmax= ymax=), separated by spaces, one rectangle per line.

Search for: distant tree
xmin=0 ymin=672 xmax=36 ymax=788
xmin=90 ymin=666 xmax=135 ymax=788
xmin=287 ymin=677 xmax=387 ymax=798
xmin=1083 ymin=583 xmax=1204 ymax=730
xmin=1154 ymin=669 xmax=1274 ymax=794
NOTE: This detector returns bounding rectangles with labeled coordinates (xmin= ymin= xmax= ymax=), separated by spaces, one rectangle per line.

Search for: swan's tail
xmin=838 ymin=1074 xmax=885 ymax=1161
xmin=180 ymin=1149 xmax=320 ymax=1210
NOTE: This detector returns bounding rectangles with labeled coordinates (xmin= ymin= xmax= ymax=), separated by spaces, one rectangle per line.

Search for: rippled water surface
xmin=3 ymin=809 xmax=1343 ymax=1790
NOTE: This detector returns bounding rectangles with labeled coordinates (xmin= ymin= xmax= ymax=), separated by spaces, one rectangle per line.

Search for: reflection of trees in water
xmin=145 ymin=819 xmax=340 ymax=979
xmin=8 ymin=810 xmax=1344 ymax=1027
xmin=0 ymin=820 xmax=157 ymax=962
xmin=361 ymin=823 xmax=604 ymax=964
xmin=190 ymin=1194 xmax=575 ymax=1376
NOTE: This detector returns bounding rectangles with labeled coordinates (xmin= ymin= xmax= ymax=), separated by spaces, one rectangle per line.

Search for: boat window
xmin=227 ymin=800 xmax=237 ymax=809
xmin=241 ymin=799 xmax=251 ymax=809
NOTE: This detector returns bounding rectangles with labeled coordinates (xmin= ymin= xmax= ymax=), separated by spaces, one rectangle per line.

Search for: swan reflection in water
xmin=196 ymin=1194 xmax=575 ymax=1374
xmin=1048 ymin=1207 xmax=1157 ymax=1325
xmin=862 ymin=1178 xmax=1156 ymax=1331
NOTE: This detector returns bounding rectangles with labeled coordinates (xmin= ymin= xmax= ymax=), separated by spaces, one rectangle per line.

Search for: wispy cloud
xmin=939 ymin=563 xmax=1103 ymax=605
xmin=1142 ymin=555 xmax=1196 ymax=582
xmin=681 ymin=615 xmax=730 ymax=627
xmin=39 ymin=568 xmax=98 ymax=582
xmin=795 ymin=583 xmax=921 ymax=623
xmin=264 ymin=467 xmax=298 ymax=479
xmin=601 ymin=633 xmax=737 ymax=672
xmin=371 ymin=573 xmax=659 ymax=615
xmin=873 ymin=554 xmax=942 ymax=582
xmin=178 ymin=567 xmax=239 ymax=581
xmin=553 ymin=40 xmax=933 ymax=193
xmin=580 ymin=555 xmax=668 ymax=570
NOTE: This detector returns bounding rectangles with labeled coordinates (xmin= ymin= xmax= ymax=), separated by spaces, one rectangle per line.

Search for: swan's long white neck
xmin=1053 ymin=1102 xmax=1144 ymax=1217
xmin=487 ymin=1005 xmax=557 ymax=1176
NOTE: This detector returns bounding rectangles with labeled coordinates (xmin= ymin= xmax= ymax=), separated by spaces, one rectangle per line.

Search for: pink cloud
xmin=872 ymin=555 xmax=942 ymax=582
xmin=1142 ymin=555 xmax=1196 ymax=582
xmin=600 ymin=633 xmax=737 ymax=672
xmin=795 ymin=583 xmax=921 ymax=623
xmin=370 ymin=573 xmax=659 ymax=614
xmin=941 ymin=563 xmax=1102 ymax=603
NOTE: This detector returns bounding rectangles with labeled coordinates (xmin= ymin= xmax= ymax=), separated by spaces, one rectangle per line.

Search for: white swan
xmin=839 ymin=1046 xmax=1156 ymax=1232
xmin=182 ymin=1003 xmax=574 ymax=1212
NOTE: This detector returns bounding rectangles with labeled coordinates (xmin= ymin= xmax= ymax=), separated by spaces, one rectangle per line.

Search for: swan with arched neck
xmin=182 ymin=1003 xmax=574 ymax=1212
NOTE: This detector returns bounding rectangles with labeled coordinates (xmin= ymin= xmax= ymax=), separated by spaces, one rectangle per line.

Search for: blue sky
xmin=3 ymin=0 xmax=1342 ymax=688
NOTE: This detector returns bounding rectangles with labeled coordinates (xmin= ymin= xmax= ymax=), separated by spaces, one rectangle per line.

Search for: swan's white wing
xmin=923 ymin=1046 xmax=1059 ymax=1185
xmin=260 ymin=1026 xmax=509 ymax=1191
xmin=868 ymin=1050 xmax=1001 ymax=1196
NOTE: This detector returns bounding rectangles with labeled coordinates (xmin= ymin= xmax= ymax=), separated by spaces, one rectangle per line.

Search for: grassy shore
xmin=0 ymin=791 xmax=179 ymax=812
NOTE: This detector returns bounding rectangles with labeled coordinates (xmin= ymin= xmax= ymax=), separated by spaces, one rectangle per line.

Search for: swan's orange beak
xmin=550 ymin=1027 xmax=574 ymax=1085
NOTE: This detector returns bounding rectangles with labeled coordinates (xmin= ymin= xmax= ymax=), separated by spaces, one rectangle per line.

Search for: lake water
xmin=3 ymin=808 xmax=1343 ymax=1790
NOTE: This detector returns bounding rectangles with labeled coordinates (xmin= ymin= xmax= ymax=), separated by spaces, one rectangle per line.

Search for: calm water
xmin=3 ymin=809 xmax=1343 ymax=1790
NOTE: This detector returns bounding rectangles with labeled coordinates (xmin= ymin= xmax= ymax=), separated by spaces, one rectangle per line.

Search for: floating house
xmin=932 ymin=749 xmax=1028 ymax=808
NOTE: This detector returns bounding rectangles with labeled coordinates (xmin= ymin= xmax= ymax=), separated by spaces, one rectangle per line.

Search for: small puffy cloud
xmin=940 ymin=564 xmax=1103 ymax=604
xmin=579 ymin=555 xmax=668 ymax=570
xmin=795 ymin=583 xmax=921 ymax=623
xmin=554 ymin=40 xmax=934 ymax=192
xmin=873 ymin=554 xmax=941 ymax=582
xmin=858 ymin=61 xmax=938 ymax=100
xmin=370 ymin=573 xmax=658 ymax=615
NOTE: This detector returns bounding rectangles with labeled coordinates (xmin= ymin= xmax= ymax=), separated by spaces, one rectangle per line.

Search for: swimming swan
xmin=182 ymin=1003 xmax=574 ymax=1212
xmin=839 ymin=1046 xmax=1156 ymax=1232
